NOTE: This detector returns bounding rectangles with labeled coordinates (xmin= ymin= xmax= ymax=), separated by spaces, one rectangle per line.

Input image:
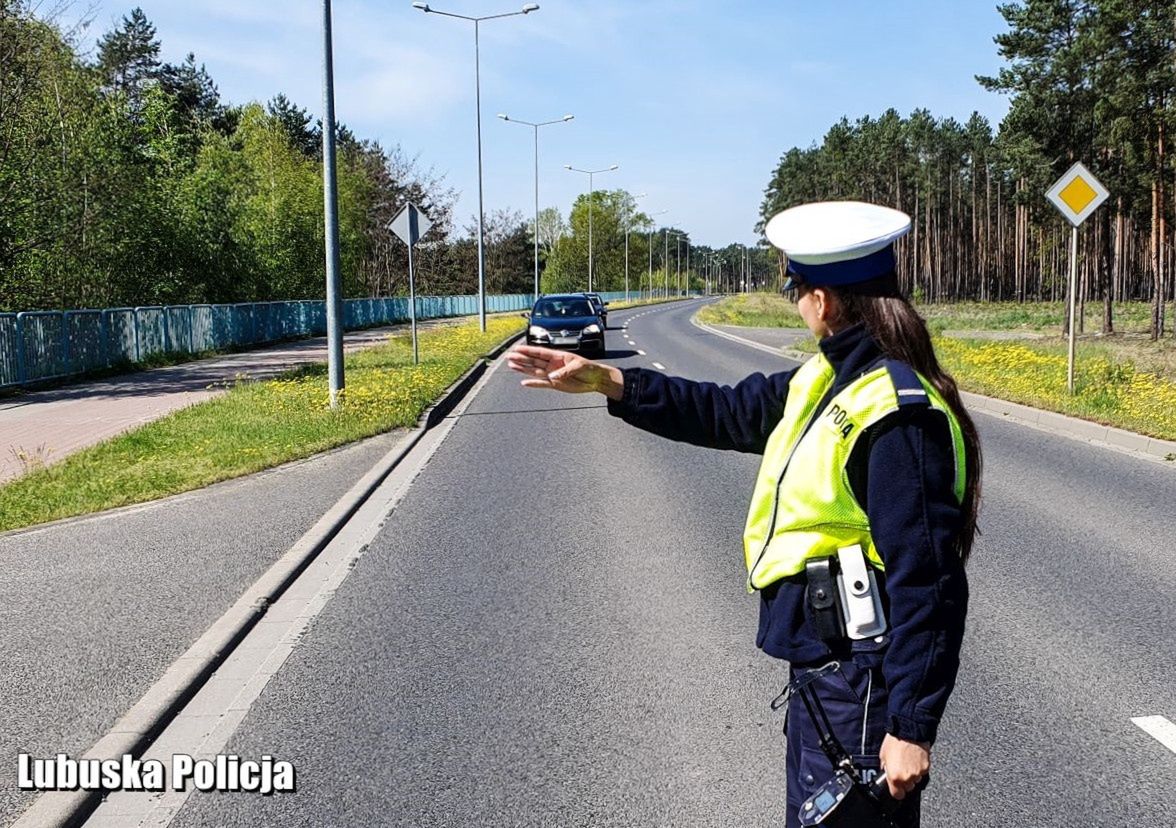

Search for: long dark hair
xmin=831 ymin=278 xmax=982 ymax=563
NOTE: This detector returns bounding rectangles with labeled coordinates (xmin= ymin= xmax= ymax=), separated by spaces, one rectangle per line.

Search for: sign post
xmin=388 ymin=202 xmax=434 ymax=365
xmin=1045 ymin=161 xmax=1109 ymax=394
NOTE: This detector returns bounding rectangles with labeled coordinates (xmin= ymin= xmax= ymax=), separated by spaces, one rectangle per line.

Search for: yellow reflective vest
xmin=743 ymin=353 xmax=967 ymax=591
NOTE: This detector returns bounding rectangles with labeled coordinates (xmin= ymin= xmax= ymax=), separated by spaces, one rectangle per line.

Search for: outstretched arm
xmin=508 ymin=344 xmax=795 ymax=454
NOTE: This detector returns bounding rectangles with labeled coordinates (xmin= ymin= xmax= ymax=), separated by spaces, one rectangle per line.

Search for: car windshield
xmin=533 ymin=298 xmax=593 ymax=318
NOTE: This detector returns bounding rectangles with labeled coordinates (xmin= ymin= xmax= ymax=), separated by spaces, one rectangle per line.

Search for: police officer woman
xmin=507 ymin=201 xmax=981 ymax=828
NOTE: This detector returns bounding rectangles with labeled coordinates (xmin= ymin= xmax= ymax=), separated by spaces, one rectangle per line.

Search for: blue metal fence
xmin=0 ymin=291 xmax=641 ymax=389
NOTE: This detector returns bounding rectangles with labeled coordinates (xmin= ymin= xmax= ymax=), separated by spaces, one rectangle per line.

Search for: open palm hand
xmin=507 ymin=344 xmax=616 ymax=396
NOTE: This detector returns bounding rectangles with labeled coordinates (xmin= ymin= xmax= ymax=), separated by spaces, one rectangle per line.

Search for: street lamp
xmin=624 ymin=192 xmax=646 ymax=303
xmin=413 ymin=1 xmax=540 ymax=332
xmin=668 ymin=231 xmax=685 ymax=298
xmin=646 ymin=210 xmax=667 ymax=300
xmin=663 ymin=229 xmax=670 ymax=299
xmin=321 ymin=0 xmax=345 ymax=408
xmin=565 ymin=164 xmax=618 ymax=292
xmin=498 ymin=112 xmax=573 ymax=300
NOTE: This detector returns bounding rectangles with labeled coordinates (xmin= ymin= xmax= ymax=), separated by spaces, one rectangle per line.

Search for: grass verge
xmin=696 ymin=293 xmax=805 ymax=328
xmin=697 ymin=294 xmax=1176 ymax=443
xmin=0 ymin=317 xmax=524 ymax=532
xmin=937 ymin=337 xmax=1176 ymax=442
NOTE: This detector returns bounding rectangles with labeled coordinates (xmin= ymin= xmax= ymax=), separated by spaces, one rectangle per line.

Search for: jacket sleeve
xmin=605 ymin=367 xmax=795 ymax=454
xmin=861 ymin=409 xmax=969 ymax=746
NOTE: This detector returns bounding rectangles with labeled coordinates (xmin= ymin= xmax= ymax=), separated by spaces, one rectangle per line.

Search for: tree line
xmin=1 ymin=3 xmax=774 ymax=314
xmin=539 ymin=190 xmax=773 ymax=296
xmin=759 ymin=0 xmax=1176 ymax=339
xmin=0 ymin=3 xmax=536 ymax=312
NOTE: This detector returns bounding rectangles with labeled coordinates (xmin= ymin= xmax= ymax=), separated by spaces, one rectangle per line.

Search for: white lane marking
xmin=1132 ymin=716 xmax=1176 ymax=754
xmin=637 ymin=350 xmax=646 ymax=355
xmin=652 ymin=362 xmax=666 ymax=370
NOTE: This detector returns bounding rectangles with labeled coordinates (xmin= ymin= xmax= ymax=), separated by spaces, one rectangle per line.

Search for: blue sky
xmin=67 ymin=1 xmax=1013 ymax=248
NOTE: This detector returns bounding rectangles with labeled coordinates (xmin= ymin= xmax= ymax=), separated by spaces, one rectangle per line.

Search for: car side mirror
xmin=602 ymin=302 xmax=610 ymax=307
xmin=520 ymin=311 xmax=530 ymax=319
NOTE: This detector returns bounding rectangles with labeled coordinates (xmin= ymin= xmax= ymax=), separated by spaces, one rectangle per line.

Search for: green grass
xmin=696 ymin=293 xmax=1176 ymax=442
xmin=917 ymin=299 xmax=1155 ymax=336
xmin=698 ymin=293 xmax=1158 ymax=334
xmin=0 ymin=317 xmax=524 ymax=532
xmin=938 ymin=337 xmax=1176 ymax=442
xmin=696 ymin=293 xmax=805 ymax=328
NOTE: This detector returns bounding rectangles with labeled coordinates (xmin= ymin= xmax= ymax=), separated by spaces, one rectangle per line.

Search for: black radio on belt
xmin=804 ymin=557 xmax=845 ymax=643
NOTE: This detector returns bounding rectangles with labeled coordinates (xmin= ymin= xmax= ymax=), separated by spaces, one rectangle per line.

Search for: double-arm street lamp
xmin=564 ymin=164 xmax=618 ymax=292
xmin=624 ymin=192 xmax=646 ymax=303
xmin=668 ymin=231 xmax=686 ymax=298
xmin=413 ymin=1 xmax=540 ymax=331
xmin=498 ymin=113 xmax=573 ymax=299
xmin=646 ymin=210 xmax=667 ymax=299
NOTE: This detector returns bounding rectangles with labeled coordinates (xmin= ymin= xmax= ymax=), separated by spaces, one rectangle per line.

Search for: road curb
xmin=12 ymin=328 xmax=525 ymax=828
xmin=692 ymin=315 xmax=1176 ymax=465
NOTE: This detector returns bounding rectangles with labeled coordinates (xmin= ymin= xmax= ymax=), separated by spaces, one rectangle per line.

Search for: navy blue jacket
xmin=605 ymin=323 xmax=968 ymax=745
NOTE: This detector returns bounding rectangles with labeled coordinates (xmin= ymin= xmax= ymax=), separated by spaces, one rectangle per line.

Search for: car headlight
xmin=582 ymin=324 xmax=601 ymax=335
xmin=528 ymin=325 xmax=550 ymax=338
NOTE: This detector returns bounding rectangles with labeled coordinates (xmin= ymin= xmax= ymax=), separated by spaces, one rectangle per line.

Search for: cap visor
xmin=780 ymin=275 xmax=799 ymax=292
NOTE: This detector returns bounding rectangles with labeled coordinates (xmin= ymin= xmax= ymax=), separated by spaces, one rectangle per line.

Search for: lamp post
xmin=646 ymin=209 xmax=667 ymax=300
xmin=498 ymin=113 xmax=573 ymax=299
xmin=663 ymin=229 xmax=670 ymax=299
xmin=668 ymin=232 xmax=685 ymax=297
xmin=564 ymin=164 xmax=618 ymax=292
xmin=413 ymin=1 xmax=539 ymax=332
xmin=321 ymin=0 xmax=344 ymax=407
xmin=624 ymin=192 xmax=646 ymax=303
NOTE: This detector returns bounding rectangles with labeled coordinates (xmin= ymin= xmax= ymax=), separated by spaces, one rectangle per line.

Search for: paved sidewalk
xmin=0 ymin=321 xmax=445 ymax=483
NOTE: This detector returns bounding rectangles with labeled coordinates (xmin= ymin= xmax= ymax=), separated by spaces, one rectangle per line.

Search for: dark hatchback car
xmin=524 ymin=294 xmax=606 ymax=354
xmin=583 ymin=292 xmax=608 ymax=326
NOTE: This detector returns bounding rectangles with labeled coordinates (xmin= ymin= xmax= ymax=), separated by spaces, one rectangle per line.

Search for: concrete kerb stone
xmin=11 ymin=328 xmax=527 ymax=828
xmin=691 ymin=313 xmax=1176 ymax=465
xmin=690 ymin=315 xmax=800 ymax=361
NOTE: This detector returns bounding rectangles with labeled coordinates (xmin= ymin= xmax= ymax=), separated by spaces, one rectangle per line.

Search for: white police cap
xmin=765 ymin=201 xmax=911 ymax=290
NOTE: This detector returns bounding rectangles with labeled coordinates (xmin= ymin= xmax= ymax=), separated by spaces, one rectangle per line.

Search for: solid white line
xmin=1132 ymin=716 xmax=1176 ymax=754
xmin=652 ymin=362 xmax=666 ymax=370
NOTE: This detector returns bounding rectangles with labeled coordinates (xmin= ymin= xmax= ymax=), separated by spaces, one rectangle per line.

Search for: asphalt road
xmin=101 ymin=300 xmax=1176 ymax=826
xmin=0 ymin=431 xmax=406 ymax=826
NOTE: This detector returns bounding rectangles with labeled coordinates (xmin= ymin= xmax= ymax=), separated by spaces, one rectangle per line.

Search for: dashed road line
xmin=637 ymin=350 xmax=646 ymax=355
xmin=1132 ymin=716 xmax=1176 ymax=755
xmin=652 ymin=362 xmax=666 ymax=370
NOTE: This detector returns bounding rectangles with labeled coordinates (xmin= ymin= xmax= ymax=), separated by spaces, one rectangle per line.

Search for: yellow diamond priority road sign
xmin=1046 ymin=161 xmax=1109 ymax=227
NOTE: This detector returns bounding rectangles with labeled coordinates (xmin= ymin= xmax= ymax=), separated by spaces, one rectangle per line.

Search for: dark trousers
xmin=785 ymin=660 xmax=921 ymax=828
